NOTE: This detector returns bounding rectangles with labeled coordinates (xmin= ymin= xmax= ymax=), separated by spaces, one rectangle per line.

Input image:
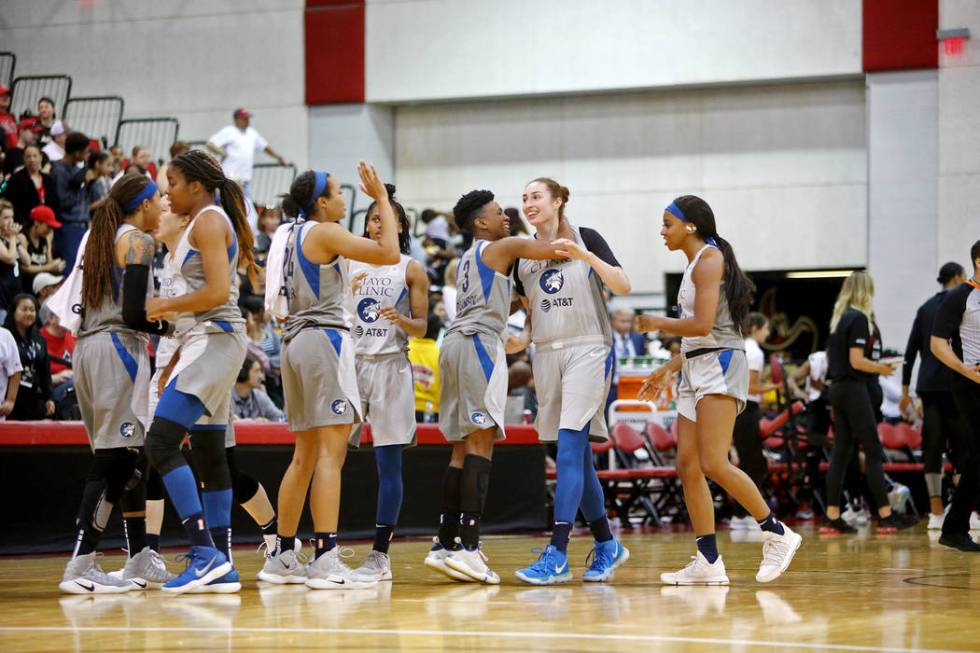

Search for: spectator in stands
xmin=49 ymin=131 xmax=92 ymax=271
xmin=207 ymin=108 xmax=289 ymax=202
xmin=42 ymin=121 xmax=66 ymax=163
xmin=39 ymin=302 xmax=75 ymax=405
xmin=0 ymin=323 xmax=21 ymax=420
xmin=32 ymin=272 xmax=63 ymax=305
xmin=441 ymin=258 xmax=458 ymax=325
xmin=85 ymin=152 xmax=112 ymax=206
xmin=36 ymin=98 xmax=57 ymax=144
xmin=231 ymin=357 xmax=285 ymax=422
xmin=4 ymin=293 xmax=53 ymax=420
xmin=420 ymin=208 xmax=450 ymax=249
xmin=2 ymin=144 xmax=55 ymax=226
xmin=18 ymin=205 xmax=64 ymax=295
xmin=255 ymin=206 xmax=281 ymax=254
xmin=241 ymin=295 xmax=282 ymax=406
xmin=3 ymin=117 xmax=44 ymax=177
xmin=0 ymin=85 xmax=16 ymax=151
xmin=611 ymin=308 xmax=647 ymax=360
xmin=108 ymin=145 xmax=124 ymax=176
xmin=408 ymin=312 xmax=443 ymax=422
xmin=156 ymin=141 xmax=189 ymax=193
xmin=0 ymin=201 xmax=21 ymax=324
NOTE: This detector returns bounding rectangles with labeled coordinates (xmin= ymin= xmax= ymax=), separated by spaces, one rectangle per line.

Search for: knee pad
xmin=189 ymin=428 xmax=231 ymax=491
xmin=145 ymin=465 xmax=165 ymax=501
xmin=93 ymin=448 xmax=140 ymax=504
xmin=146 ymin=417 xmax=190 ymax=476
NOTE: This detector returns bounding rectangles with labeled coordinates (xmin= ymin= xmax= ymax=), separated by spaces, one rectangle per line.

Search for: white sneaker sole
xmin=514 ymin=569 xmax=573 ymax=585
xmin=59 ymin=579 xmax=133 ymax=595
xmin=444 ymin=556 xmax=500 ymax=585
xmin=257 ymin=570 xmax=308 ymax=585
xmin=306 ymin=577 xmax=377 ymax=590
xmin=424 ymin=555 xmax=473 ymax=582
xmin=583 ymin=544 xmax=631 ymax=583
xmin=660 ymin=574 xmax=730 ymax=586
xmin=188 ymin=581 xmax=242 ymax=594
xmin=756 ymin=531 xmax=803 ymax=583
xmin=161 ymin=561 xmax=232 ymax=595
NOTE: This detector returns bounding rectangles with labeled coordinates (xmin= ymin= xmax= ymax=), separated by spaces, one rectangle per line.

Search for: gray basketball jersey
xmin=173 ymin=206 xmax=244 ymax=332
xmin=282 ymin=221 xmax=351 ymax=342
xmin=679 ymin=244 xmax=744 ymax=353
xmin=447 ymin=240 xmax=511 ymax=339
xmin=516 ymin=226 xmax=611 ymax=347
xmin=79 ymin=224 xmax=151 ymax=337
xmin=350 ymin=255 xmax=411 ymax=355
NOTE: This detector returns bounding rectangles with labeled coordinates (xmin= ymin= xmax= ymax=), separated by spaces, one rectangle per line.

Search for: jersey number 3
xmin=459 ymin=259 xmax=470 ymax=294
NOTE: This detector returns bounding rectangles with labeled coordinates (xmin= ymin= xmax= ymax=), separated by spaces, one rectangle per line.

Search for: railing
xmin=0 ymin=52 xmax=15 ymax=89
xmin=250 ymin=163 xmax=297 ymax=208
xmin=9 ymin=74 xmax=72 ymax=121
xmin=63 ymin=96 xmax=124 ymax=149
xmin=115 ymin=117 xmax=179 ymax=166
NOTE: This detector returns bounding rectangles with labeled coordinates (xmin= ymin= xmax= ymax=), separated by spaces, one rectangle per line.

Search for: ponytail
xmin=219 ymin=178 xmax=257 ymax=286
xmin=81 ymin=173 xmax=152 ymax=310
xmin=713 ymin=235 xmax=755 ymax=333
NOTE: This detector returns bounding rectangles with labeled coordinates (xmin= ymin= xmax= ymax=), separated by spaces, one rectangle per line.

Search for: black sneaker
xmin=819 ymin=518 xmax=857 ymax=535
xmin=938 ymin=532 xmax=980 ymax=552
xmin=877 ymin=513 xmax=915 ymax=533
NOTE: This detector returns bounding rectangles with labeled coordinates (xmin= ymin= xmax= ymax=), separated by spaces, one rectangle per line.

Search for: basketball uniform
xmin=74 ymin=224 xmax=152 ymax=449
xmin=676 ymin=244 xmax=747 ymax=421
xmin=515 ymin=225 xmax=615 ymax=442
xmin=159 ymin=206 xmax=248 ymax=424
xmin=439 ymin=240 xmax=511 ymax=441
xmin=350 ymin=255 xmax=416 ymax=447
xmin=279 ymin=221 xmax=361 ymax=431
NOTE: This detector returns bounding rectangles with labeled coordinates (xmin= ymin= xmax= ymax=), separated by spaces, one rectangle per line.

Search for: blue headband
xmin=122 ymin=181 xmax=158 ymax=213
xmin=665 ymin=200 xmax=718 ymax=248
xmin=299 ymin=171 xmax=329 ymax=219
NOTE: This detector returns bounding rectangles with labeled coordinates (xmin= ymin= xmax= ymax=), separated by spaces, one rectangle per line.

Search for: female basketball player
xmin=423 ymin=189 xmax=569 ymax=585
xmin=637 ymin=195 xmax=801 ymax=585
xmin=139 ymin=150 xmax=255 ymax=594
xmin=258 ymin=163 xmax=400 ymax=589
xmin=346 ymin=184 xmax=428 ymax=583
xmin=512 ymin=178 xmax=632 ymax=585
xmin=56 ymin=173 xmax=172 ymax=593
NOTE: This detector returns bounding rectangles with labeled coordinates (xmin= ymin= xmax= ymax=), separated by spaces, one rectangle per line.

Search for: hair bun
xmin=384 ymin=183 xmax=397 ymax=199
xmin=560 ymin=185 xmax=570 ymax=203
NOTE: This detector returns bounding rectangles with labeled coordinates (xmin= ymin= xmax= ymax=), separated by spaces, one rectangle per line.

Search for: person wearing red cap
xmin=2 ymin=117 xmax=48 ymax=177
xmin=0 ymin=85 xmax=17 ymax=151
xmin=18 ymin=205 xmax=65 ymax=295
xmin=206 ymin=108 xmax=289 ymax=203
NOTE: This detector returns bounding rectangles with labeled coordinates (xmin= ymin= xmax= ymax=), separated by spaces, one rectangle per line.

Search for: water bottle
xmin=423 ymin=401 xmax=435 ymax=424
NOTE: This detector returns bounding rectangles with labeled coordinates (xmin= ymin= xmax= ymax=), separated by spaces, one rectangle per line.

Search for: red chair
xmin=606 ymin=423 xmax=680 ymax=525
xmin=897 ymin=423 xmax=923 ymax=450
xmin=878 ymin=422 xmax=906 ymax=450
xmin=645 ymin=422 xmax=677 ymax=466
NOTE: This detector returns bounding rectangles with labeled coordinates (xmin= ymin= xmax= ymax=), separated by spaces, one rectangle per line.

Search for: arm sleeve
xmin=122 ymin=264 xmax=171 ymax=336
xmin=902 ymin=310 xmax=921 ymax=386
xmin=933 ymin=285 xmax=969 ymax=339
xmin=580 ymin=227 xmax=621 ymax=267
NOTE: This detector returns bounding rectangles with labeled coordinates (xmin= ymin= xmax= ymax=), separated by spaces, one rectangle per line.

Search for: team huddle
xmin=53 ymin=151 xmax=801 ymax=595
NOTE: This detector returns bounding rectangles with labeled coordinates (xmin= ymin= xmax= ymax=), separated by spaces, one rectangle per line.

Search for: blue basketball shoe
xmin=582 ymin=539 xmax=629 ymax=582
xmin=515 ymin=545 xmax=572 ymax=585
xmin=162 ymin=546 xmax=232 ymax=594
xmin=190 ymin=567 xmax=241 ymax=594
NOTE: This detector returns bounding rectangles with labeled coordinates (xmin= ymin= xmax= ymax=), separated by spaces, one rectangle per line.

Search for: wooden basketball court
xmin=1 ymin=525 xmax=977 ymax=652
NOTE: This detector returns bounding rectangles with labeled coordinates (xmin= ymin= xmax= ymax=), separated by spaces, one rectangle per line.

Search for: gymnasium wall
xmin=0 ymin=0 xmax=309 ymax=169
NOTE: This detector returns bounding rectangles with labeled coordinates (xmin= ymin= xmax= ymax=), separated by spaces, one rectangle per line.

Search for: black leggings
xmin=825 ymin=379 xmax=889 ymax=510
xmin=732 ymin=401 xmax=767 ymax=517
xmin=74 ymin=448 xmax=141 ymax=548
xmin=944 ymin=381 xmax=980 ymax=535
xmin=920 ymin=391 xmax=965 ymax=475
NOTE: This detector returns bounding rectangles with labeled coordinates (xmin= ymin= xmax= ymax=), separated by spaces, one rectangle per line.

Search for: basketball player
xmin=347 ymin=184 xmax=428 ymax=583
xmin=512 ymin=178 xmax=631 ymax=585
xmin=139 ymin=150 xmax=256 ymax=593
xmin=54 ymin=173 xmax=172 ymax=593
xmin=259 ymin=163 xmax=400 ymax=589
xmin=637 ymin=196 xmax=801 ymax=585
xmin=423 ymin=189 xmax=569 ymax=585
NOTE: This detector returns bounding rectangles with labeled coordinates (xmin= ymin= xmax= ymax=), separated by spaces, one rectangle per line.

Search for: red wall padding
xmin=305 ymin=0 xmax=365 ymax=105
xmin=863 ymin=0 xmax=938 ymax=72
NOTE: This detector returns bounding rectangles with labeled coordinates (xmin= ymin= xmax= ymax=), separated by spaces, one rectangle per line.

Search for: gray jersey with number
xmin=350 ymin=255 xmax=411 ymax=355
xmin=447 ymin=240 xmax=511 ymax=339
xmin=282 ymin=221 xmax=351 ymax=342
xmin=516 ymin=225 xmax=611 ymax=347
xmin=679 ymin=244 xmax=744 ymax=353
xmin=79 ymin=224 xmax=152 ymax=338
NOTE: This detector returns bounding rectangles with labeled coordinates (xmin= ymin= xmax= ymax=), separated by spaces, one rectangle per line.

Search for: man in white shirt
xmin=0 ymin=326 xmax=23 ymax=420
xmin=42 ymin=121 xmax=66 ymax=162
xmin=207 ymin=108 xmax=289 ymax=199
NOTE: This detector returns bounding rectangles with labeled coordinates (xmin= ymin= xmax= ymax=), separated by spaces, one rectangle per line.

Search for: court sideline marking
xmin=0 ymin=625 xmax=967 ymax=653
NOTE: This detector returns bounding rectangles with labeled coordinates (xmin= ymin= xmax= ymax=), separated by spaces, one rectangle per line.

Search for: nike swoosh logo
xmin=131 ymin=579 xmax=147 ymax=589
xmin=75 ymin=581 xmax=95 ymax=592
xmin=194 ymin=557 xmax=217 ymax=578
xmin=554 ymin=563 xmax=568 ymax=574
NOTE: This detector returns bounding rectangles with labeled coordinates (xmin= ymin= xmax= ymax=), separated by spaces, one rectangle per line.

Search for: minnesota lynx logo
xmin=119 ymin=422 xmax=136 ymax=439
xmin=357 ymin=298 xmax=381 ymax=323
xmin=539 ymin=269 xmax=564 ymax=295
xmin=470 ymin=411 xmax=489 ymax=426
xmin=331 ymin=400 xmax=348 ymax=415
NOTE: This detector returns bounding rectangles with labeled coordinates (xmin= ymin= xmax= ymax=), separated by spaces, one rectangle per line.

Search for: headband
xmin=665 ymin=201 xmax=718 ymax=248
xmin=299 ymin=171 xmax=329 ymax=219
xmin=122 ymin=181 xmax=158 ymax=213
